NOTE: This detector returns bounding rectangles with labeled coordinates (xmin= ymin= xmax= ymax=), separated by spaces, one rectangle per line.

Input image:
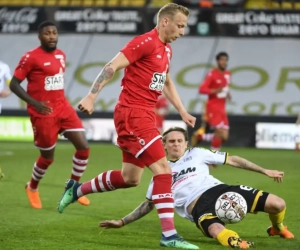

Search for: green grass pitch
xmin=0 ymin=142 xmax=299 ymax=250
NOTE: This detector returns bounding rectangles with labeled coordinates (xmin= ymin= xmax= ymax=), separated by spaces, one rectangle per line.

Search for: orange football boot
xmin=267 ymin=225 xmax=294 ymax=238
xmin=25 ymin=183 xmax=42 ymax=209
xmin=77 ymin=196 xmax=90 ymax=206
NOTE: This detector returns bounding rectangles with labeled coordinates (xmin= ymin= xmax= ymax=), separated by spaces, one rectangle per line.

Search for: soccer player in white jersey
xmin=0 ymin=60 xmax=12 ymax=112
xmin=99 ymin=127 xmax=294 ymax=249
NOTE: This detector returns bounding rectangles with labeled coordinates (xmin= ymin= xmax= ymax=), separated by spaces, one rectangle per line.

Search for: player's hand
xmin=0 ymin=90 xmax=11 ymax=98
xmin=99 ymin=220 xmax=124 ymax=229
xmin=32 ymin=101 xmax=52 ymax=115
xmin=180 ymin=111 xmax=196 ymax=128
xmin=78 ymin=95 xmax=94 ymax=115
xmin=264 ymin=170 xmax=284 ymax=183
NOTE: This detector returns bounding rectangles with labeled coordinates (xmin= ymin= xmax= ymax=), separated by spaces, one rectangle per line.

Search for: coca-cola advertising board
xmin=0 ymin=7 xmax=46 ymax=33
xmin=0 ymin=6 xmax=299 ymax=37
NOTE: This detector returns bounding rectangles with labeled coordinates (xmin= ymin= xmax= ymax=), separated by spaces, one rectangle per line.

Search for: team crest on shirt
xmin=165 ymin=46 xmax=171 ymax=62
xmin=55 ymin=54 xmax=65 ymax=68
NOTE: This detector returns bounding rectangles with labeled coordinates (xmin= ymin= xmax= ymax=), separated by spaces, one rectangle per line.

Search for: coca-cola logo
xmin=0 ymin=7 xmax=38 ymax=23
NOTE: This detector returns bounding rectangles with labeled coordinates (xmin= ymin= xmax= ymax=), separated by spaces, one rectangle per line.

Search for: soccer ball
xmin=215 ymin=192 xmax=247 ymax=224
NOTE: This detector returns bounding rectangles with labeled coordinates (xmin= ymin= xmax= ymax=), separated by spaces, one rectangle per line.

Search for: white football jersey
xmin=0 ymin=61 xmax=11 ymax=92
xmin=146 ymin=147 xmax=228 ymax=222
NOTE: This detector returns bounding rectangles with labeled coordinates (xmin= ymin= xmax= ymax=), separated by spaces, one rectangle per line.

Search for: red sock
xmin=211 ymin=136 xmax=222 ymax=151
xmin=152 ymin=174 xmax=177 ymax=237
xmin=197 ymin=134 xmax=203 ymax=141
xmin=71 ymin=149 xmax=90 ymax=182
xmin=77 ymin=170 xmax=129 ymax=196
xmin=29 ymin=156 xmax=53 ymax=190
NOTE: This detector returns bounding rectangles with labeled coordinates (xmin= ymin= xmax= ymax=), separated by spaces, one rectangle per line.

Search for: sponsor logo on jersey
xmin=149 ymin=72 xmax=166 ymax=91
xmin=44 ymin=69 xmax=64 ymax=91
xmin=172 ymin=167 xmax=196 ymax=186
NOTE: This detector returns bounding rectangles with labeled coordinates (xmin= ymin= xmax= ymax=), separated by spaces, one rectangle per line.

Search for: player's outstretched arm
xmin=78 ymin=53 xmax=130 ymax=115
xmin=88 ymin=53 xmax=130 ymax=100
xmin=99 ymin=200 xmax=154 ymax=229
xmin=163 ymin=73 xmax=196 ymax=127
xmin=226 ymin=155 xmax=284 ymax=183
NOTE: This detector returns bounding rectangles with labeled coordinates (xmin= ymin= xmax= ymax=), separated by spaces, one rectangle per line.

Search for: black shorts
xmin=191 ymin=184 xmax=269 ymax=238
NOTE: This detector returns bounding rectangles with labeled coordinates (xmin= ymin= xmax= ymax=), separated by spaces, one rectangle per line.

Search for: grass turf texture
xmin=0 ymin=142 xmax=299 ymax=250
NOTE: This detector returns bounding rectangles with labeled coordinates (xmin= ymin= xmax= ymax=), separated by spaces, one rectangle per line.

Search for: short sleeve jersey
xmin=119 ymin=28 xmax=172 ymax=111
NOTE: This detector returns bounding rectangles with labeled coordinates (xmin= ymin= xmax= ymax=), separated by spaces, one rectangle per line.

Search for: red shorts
xmin=114 ymin=104 xmax=166 ymax=167
xmin=206 ymin=109 xmax=229 ymax=130
xmin=30 ymin=105 xmax=84 ymax=150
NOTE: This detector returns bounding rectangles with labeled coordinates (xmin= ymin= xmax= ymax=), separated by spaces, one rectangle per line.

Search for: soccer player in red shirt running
xmin=191 ymin=52 xmax=231 ymax=151
xmin=9 ymin=21 xmax=90 ymax=209
xmin=155 ymin=94 xmax=169 ymax=134
xmin=58 ymin=4 xmax=198 ymax=249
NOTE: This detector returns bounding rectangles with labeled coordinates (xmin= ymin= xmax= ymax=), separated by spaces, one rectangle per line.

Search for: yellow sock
xmin=269 ymin=207 xmax=286 ymax=231
xmin=216 ymin=229 xmax=239 ymax=246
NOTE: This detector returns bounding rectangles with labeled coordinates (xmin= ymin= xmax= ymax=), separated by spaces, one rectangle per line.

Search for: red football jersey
xmin=14 ymin=47 xmax=66 ymax=117
xmin=155 ymin=95 xmax=169 ymax=129
xmin=199 ymin=68 xmax=230 ymax=111
xmin=119 ymin=28 xmax=172 ymax=111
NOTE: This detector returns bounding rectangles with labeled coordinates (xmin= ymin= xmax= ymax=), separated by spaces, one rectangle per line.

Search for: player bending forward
xmin=10 ymin=21 xmax=90 ymax=209
xmin=100 ymin=127 xmax=294 ymax=249
xmin=58 ymin=3 xmax=199 ymax=249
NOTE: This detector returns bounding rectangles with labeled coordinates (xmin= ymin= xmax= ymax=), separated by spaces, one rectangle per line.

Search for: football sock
xmin=29 ymin=156 xmax=53 ymax=190
xmin=152 ymin=174 xmax=177 ymax=237
xmin=216 ymin=229 xmax=239 ymax=246
xmin=70 ymin=149 xmax=90 ymax=182
xmin=202 ymin=133 xmax=214 ymax=142
xmin=211 ymin=135 xmax=222 ymax=151
xmin=269 ymin=207 xmax=286 ymax=231
xmin=77 ymin=170 xmax=129 ymax=197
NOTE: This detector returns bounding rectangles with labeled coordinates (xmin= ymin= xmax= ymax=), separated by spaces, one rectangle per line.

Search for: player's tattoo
xmin=122 ymin=200 xmax=154 ymax=225
xmin=231 ymin=156 xmax=265 ymax=174
xmin=90 ymin=63 xmax=114 ymax=94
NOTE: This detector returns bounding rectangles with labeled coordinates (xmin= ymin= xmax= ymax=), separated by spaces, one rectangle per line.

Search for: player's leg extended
xmin=63 ymin=130 xmax=90 ymax=206
xmin=199 ymin=218 xmax=254 ymax=249
xmin=263 ymin=194 xmax=294 ymax=238
xmin=211 ymin=128 xmax=228 ymax=151
xmin=144 ymin=140 xmax=199 ymax=249
xmin=57 ymin=152 xmax=144 ymax=213
xmin=26 ymin=117 xmax=57 ymax=209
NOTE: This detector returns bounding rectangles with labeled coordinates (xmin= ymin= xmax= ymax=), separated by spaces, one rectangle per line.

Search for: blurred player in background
xmin=155 ymin=93 xmax=169 ymax=133
xmin=0 ymin=60 xmax=12 ymax=113
xmin=9 ymin=21 xmax=90 ymax=209
xmin=296 ymin=114 xmax=300 ymax=151
xmin=191 ymin=52 xmax=231 ymax=150
xmin=58 ymin=3 xmax=199 ymax=249
xmin=100 ymin=127 xmax=294 ymax=249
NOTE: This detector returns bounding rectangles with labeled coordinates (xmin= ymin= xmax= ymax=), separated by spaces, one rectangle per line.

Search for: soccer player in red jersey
xmin=9 ymin=21 xmax=90 ymax=209
xmin=191 ymin=52 xmax=231 ymax=151
xmin=155 ymin=94 xmax=169 ymax=134
xmin=58 ymin=4 xmax=199 ymax=249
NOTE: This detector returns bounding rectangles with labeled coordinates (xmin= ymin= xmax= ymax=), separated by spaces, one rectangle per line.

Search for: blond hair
xmin=157 ymin=3 xmax=190 ymax=22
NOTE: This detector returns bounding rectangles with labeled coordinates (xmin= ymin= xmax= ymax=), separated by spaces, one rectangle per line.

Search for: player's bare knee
xmin=221 ymin=133 xmax=229 ymax=141
xmin=149 ymin=159 xmax=171 ymax=175
xmin=122 ymin=176 xmax=140 ymax=187
xmin=265 ymin=194 xmax=286 ymax=213
xmin=40 ymin=149 xmax=55 ymax=160
xmin=207 ymin=223 xmax=225 ymax=239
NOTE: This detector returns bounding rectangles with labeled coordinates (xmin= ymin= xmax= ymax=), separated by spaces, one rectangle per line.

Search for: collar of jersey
xmin=168 ymin=148 xmax=191 ymax=163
